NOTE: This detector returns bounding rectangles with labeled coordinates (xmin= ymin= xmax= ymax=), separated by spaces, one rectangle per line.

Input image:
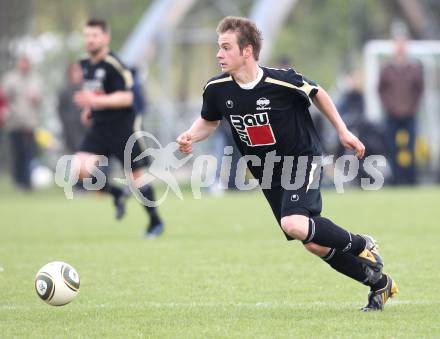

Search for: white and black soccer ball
xmin=35 ymin=261 xmax=80 ymax=306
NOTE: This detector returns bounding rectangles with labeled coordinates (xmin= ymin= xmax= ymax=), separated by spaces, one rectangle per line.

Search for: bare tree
xmin=392 ymin=0 xmax=440 ymax=39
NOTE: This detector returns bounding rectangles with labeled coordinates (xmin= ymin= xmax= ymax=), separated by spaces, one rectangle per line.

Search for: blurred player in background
xmin=57 ymin=62 xmax=85 ymax=153
xmin=177 ymin=16 xmax=397 ymax=311
xmin=2 ymin=55 xmax=42 ymax=191
xmin=74 ymin=19 xmax=164 ymax=238
xmin=0 ymin=86 xmax=6 ymax=141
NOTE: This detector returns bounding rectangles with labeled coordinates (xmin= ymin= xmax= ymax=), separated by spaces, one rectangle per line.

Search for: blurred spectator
xmin=338 ymin=71 xmax=364 ymax=123
xmin=1 ymin=55 xmax=42 ymax=190
xmin=57 ymin=62 xmax=85 ymax=153
xmin=0 ymin=87 xmax=6 ymax=129
xmin=278 ymin=55 xmax=291 ymax=69
xmin=0 ymin=87 xmax=6 ymax=172
xmin=378 ymin=36 xmax=424 ymax=185
xmin=0 ymin=86 xmax=6 ymax=146
xmin=337 ymin=71 xmax=387 ymax=185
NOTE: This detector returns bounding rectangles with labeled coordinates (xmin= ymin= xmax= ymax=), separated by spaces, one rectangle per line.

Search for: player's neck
xmin=90 ymin=46 xmax=109 ymax=63
xmin=232 ymin=62 xmax=259 ymax=85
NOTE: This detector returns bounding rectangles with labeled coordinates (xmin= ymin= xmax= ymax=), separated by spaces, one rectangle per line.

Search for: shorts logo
xmin=226 ymin=100 xmax=234 ymax=109
xmin=230 ymin=112 xmax=276 ymax=147
xmin=256 ymin=97 xmax=271 ymax=111
xmin=291 ymin=194 xmax=300 ymax=202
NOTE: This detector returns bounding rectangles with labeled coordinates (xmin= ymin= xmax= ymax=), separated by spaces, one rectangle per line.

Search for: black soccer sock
xmin=370 ymin=273 xmax=388 ymax=291
xmin=101 ymin=181 xmax=123 ymax=199
xmin=139 ymin=185 xmax=162 ymax=225
xmin=322 ymin=249 xmax=388 ymax=289
xmin=91 ymin=173 xmax=123 ymax=199
xmin=322 ymin=249 xmax=370 ymax=285
xmin=304 ymin=217 xmax=366 ymax=256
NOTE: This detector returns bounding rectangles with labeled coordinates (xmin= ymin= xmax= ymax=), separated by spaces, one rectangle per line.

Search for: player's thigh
xmin=261 ymin=185 xmax=283 ymax=225
xmin=109 ymin=117 xmax=150 ymax=171
xmin=73 ymin=152 xmax=101 ymax=177
xmin=78 ymin=126 xmax=109 ymax=159
xmin=280 ymin=157 xmax=323 ymax=220
xmin=261 ymin=185 xmax=298 ymax=241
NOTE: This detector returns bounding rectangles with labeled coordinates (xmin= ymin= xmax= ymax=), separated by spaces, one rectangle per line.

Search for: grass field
xmin=1 ymin=183 xmax=440 ymax=338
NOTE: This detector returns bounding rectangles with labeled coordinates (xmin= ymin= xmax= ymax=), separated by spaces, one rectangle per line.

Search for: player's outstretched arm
xmin=176 ymin=117 xmax=220 ymax=154
xmin=312 ymin=86 xmax=365 ymax=159
xmin=74 ymin=90 xmax=133 ymax=110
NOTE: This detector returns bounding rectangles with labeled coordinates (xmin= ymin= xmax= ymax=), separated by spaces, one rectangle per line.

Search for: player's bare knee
xmin=280 ymin=215 xmax=309 ymax=240
xmin=74 ymin=152 xmax=97 ymax=179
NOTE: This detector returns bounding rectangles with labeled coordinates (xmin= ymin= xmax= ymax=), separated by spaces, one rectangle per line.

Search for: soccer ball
xmin=35 ymin=261 xmax=80 ymax=306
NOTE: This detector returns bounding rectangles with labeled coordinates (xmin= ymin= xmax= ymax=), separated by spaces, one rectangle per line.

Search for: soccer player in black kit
xmin=177 ymin=16 xmax=398 ymax=311
xmin=74 ymin=19 xmax=164 ymax=238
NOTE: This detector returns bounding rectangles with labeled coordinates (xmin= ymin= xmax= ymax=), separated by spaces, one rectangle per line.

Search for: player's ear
xmin=243 ymin=45 xmax=253 ymax=59
xmin=103 ymin=32 xmax=111 ymax=44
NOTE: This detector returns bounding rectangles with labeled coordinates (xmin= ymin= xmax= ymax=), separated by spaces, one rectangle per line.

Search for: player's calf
xmin=303 ymin=242 xmax=331 ymax=257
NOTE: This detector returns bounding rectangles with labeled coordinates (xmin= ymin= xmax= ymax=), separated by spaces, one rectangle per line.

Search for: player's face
xmin=217 ymin=31 xmax=245 ymax=74
xmin=83 ymin=26 xmax=110 ymax=56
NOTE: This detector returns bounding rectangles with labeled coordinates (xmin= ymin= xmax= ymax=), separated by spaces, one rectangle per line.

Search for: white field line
xmin=1 ymin=300 xmax=438 ymax=310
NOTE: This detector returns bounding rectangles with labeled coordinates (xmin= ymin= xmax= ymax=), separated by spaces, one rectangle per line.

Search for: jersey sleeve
xmin=104 ymin=56 xmax=134 ymax=92
xmin=200 ymin=84 xmax=222 ymax=121
xmin=286 ymin=68 xmax=319 ymax=99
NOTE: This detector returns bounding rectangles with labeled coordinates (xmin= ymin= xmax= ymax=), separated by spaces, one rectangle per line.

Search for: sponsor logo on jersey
xmin=226 ymin=100 xmax=234 ymax=109
xmin=83 ymin=80 xmax=104 ymax=95
xmin=256 ymin=97 xmax=271 ymax=111
xmin=95 ymin=68 xmax=106 ymax=80
xmin=230 ymin=112 xmax=276 ymax=146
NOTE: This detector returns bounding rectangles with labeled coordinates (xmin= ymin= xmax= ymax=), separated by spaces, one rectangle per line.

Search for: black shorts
xmin=79 ymin=115 xmax=149 ymax=170
xmin=261 ymin=156 xmax=322 ymax=240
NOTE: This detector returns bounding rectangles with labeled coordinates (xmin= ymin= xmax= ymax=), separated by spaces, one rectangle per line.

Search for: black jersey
xmin=80 ymin=52 xmax=134 ymax=124
xmin=201 ymin=66 xmax=323 ymax=179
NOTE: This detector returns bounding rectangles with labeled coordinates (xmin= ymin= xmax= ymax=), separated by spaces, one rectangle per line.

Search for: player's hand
xmin=339 ymin=129 xmax=365 ymax=159
xmin=80 ymin=109 xmax=91 ymax=127
xmin=176 ymin=131 xmax=193 ymax=154
xmin=74 ymin=90 xmax=95 ymax=109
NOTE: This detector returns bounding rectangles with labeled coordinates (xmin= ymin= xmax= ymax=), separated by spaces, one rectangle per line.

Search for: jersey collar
xmin=234 ymin=66 xmax=264 ymax=90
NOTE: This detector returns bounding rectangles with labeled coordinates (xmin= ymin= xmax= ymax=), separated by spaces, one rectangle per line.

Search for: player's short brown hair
xmin=216 ymin=16 xmax=263 ymax=61
xmin=86 ymin=18 xmax=110 ymax=34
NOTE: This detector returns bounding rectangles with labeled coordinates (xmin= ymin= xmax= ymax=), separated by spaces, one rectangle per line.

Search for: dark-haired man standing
xmin=74 ymin=19 xmax=164 ymax=237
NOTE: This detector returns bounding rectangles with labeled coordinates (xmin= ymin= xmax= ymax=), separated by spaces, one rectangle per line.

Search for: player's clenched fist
xmin=176 ymin=132 xmax=193 ymax=154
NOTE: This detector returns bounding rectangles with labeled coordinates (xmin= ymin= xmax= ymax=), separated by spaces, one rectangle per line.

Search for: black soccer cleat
xmin=114 ymin=188 xmax=130 ymax=220
xmin=361 ymin=275 xmax=398 ymax=311
xmin=145 ymin=222 xmax=164 ymax=239
xmin=357 ymin=234 xmax=384 ymax=285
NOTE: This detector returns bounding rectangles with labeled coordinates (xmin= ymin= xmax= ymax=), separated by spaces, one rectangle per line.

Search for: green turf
xmin=1 ymin=185 xmax=440 ymax=338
